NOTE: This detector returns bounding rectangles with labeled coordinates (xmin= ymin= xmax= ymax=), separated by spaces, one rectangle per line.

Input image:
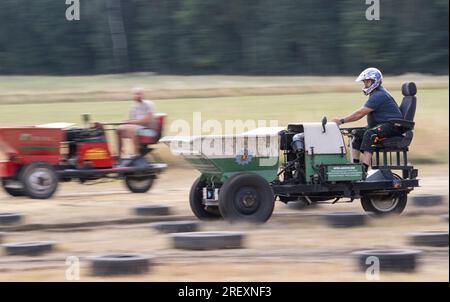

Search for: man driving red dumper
xmin=117 ymin=87 xmax=157 ymax=158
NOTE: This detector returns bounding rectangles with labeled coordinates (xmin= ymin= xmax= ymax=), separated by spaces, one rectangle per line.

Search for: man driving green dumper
xmin=332 ymin=68 xmax=404 ymax=172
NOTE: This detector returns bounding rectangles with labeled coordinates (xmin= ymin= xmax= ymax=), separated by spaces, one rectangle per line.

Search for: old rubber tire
xmin=189 ymin=177 xmax=222 ymax=220
xmin=3 ymin=241 xmax=55 ymax=256
xmin=361 ymin=193 xmax=407 ymax=216
xmin=125 ymin=176 xmax=154 ymax=193
xmin=353 ymin=249 xmax=421 ymax=272
xmin=89 ymin=253 xmax=152 ymax=276
xmin=171 ymin=231 xmax=244 ymax=250
xmin=322 ymin=212 xmax=368 ymax=228
xmin=407 ymin=231 xmax=449 ymax=247
xmin=219 ymin=173 xmax=274 ymax=223
xmin=20 ymin=162 xmax=58 ymax=199
xmin=0 ymin=213 xmax=23 ymax=225
xmin=150 ymin=221 xmax=199 ymax=233
xmin=411 ymin=194 xmax=444 ymax=207
xmin=0 ymin=232 xmax=5 ymax=243
xmin=133 ymin=204 xmax=171 ymax=216
xmin=1 ymin=179 xmax=25 ymax=197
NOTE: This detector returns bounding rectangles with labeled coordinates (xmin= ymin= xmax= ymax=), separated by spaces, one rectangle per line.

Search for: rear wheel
xmin=361 ymin=193 xmax=407 ymax=216
xmin=189 ymin=177 xmax=222 ymax=220
xmin=1 ymin=179 xmax=25 ymax=197
xmin=219 ymin=173 xmax=275 ymax=223
xmin=20 ymin=162 xmax=58 ymax=199
xmin=125 ymin=176 xmax=154 ymax=193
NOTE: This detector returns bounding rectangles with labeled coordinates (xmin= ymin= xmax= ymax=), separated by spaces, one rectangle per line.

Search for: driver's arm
xmin=333 ymin=107 xmax=373 ymax=125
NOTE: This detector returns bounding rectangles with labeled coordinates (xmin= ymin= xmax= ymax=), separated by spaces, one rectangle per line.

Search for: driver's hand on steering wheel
xmin=332 ymin=118 xmax=343 ymax=126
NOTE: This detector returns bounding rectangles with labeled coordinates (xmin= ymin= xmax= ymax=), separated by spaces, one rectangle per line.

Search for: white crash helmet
xmin=356 ymin=67 xmax=383 ymax=95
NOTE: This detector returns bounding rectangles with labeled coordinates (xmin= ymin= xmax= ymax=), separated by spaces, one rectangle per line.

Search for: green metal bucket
xmin=161 ymin=128 xmax=282 ymax=184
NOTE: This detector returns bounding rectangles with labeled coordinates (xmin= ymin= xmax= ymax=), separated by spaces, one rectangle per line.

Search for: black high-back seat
xmin=372 ymin=82 xmax=418 ymax=179
xmin=375 ymin=82 xmax=417 ymax=151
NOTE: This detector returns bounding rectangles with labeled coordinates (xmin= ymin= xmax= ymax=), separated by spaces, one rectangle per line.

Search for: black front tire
xmin=219 ymin=173 xmax=275 ymax=223
xmin=1 ymin=179 xmax=25 ymax=197
xmin=189 ymin=177 xmax=222 ymax=220
xmin=361 ymin=193 xmax=408 ymax=216
xmin=125 ymin=176 xmax=154 ymax=193
xmin=20 ymin=162 xmax=58 ymax=199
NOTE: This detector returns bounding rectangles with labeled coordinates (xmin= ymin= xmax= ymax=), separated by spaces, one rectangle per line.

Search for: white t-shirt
xmin=129 ymin=100 xmax=155 ymax=128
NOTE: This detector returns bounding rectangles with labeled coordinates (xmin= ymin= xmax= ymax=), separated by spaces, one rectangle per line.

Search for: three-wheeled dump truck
xmin=162 ymin=82 xmax=419 ymax=223
xmin=0 ymin=114 xmax=167 ymax=199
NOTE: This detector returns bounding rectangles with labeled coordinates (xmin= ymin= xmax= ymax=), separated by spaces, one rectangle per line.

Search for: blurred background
xmin=0 ymin=0 xmax=448 ymax=281
xmin=0 ymin=0 xmax=448 ymax=75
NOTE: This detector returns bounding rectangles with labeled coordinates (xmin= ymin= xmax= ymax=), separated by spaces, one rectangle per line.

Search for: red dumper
xmin=0 ymin=115 xmax=167 ymax=199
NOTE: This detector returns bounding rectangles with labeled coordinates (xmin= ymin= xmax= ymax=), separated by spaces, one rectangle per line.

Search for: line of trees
xmin=0 ymin=0 xmax=448 ymax=75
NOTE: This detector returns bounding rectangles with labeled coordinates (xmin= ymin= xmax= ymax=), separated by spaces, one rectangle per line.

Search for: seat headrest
xmin=402 ymin=82 xmax=417 ymax=96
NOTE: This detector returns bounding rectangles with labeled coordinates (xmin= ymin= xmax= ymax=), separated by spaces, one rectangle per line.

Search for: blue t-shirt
xmin=364 ymin=86 xmax=403 ymax=124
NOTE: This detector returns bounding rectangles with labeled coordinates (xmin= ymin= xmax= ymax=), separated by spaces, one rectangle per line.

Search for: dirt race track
xmin=0 ymin=167 xmax=448 ymax=282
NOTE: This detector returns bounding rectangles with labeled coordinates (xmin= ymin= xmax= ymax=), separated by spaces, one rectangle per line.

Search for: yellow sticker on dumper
xmin=85 ymin=148 xmax=108 ymax=160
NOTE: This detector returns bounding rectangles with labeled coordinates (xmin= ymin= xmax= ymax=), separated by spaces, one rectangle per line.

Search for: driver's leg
xmin=117 ymin=125 xmax=138 ymax=157
xmin=121 ymin=125 xmax=139 ymax=156
xmin=131 ymin=127 xmax=140 ymax=155
xmin=351 ymin=128 xmax=366 ymax=163
xmin=360 ymin=128 xmax=377 ymax=171
xmin=362 ymin=151 xmax=373 ymax=166
xmin=352 ymin=149 xmax=361 ymax=162
xmin=117 ymin=126 xmax=125 ymax=157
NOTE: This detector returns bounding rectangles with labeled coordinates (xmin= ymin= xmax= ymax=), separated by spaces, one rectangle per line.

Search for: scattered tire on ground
xmin=150 ymin=220 xmax=199 ymax=233
xmin=2 ymin=241 xmax=55 ymax=256
xmin=0 ymin=232 xmax=4 ymax=243
xmin=0 ymin=213 xmax=23 ymax=225
xmin=89 ymin=253 xmax=152 ymax=276
xmin=171 ymin=231 xmax=244 ymax=250
xmin=411 ymin=194 xmax=444 ymax=207
xmin=353 ymin=249 xmax=421 ymax=272
xmin=133 ymin=204 xmax=171 ymax=216
xmin=441 ymin=214 xmax=449 ymax=222
xmin=407 ymin=231 xmax=449 ymax=247
xmin=322 ymin=212 xmax=368 ymax=228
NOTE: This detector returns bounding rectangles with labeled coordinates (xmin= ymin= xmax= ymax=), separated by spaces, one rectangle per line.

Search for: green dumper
xmin=162 ymin=118 xmax=418 ymax=223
